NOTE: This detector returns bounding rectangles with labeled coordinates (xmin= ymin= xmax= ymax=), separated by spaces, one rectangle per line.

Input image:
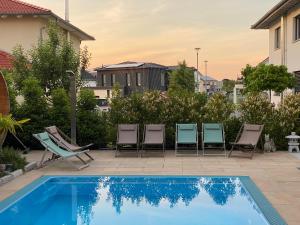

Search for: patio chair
xmin=116 ymin=124 xmax=139 ymax=157
xmin=45 ymin=126 xmax=94 ymax=161
xmin=141 ymin=124 xmax=165 ymax=157
xmin=33 ymin=132 xmax=89 ymax=170
xmin=202 ymin=123 xmax=226 ymax=156
xmin=228 ymin=124 xmax=264 ymax=159
xmin=175 ymin=123 xmax=198 ymax=156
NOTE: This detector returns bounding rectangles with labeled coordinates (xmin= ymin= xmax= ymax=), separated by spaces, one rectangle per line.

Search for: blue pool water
xmin=0 ymin=176 xmax=285 ymax=225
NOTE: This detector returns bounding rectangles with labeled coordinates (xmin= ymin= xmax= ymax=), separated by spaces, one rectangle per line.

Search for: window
xmin=101 ymin=74 xmax=107 ymax=86
xmin=275 ymin=27 xmax=281 ymax=49
xmin=136 ymin=73 xmax=141 ymax=86
xmin=160 ymin=72 xmax=165 ymax=86
xmin=111 ymin=74 xmax=115 ymax=86
xmin=126 ymin=73 xmax=131 ymax=86
xmin=294 ymin=15 xmax=300 ymax=41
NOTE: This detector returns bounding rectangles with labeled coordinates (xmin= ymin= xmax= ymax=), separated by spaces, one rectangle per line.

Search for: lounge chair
xmin=175 ymin=123 xmax=198 ymax=156
xmin=116 ymin=124 xmax=139 ymax=157
xmin=228 ymin=124 xmax=264 ymax=159
xmin=141 ymin=124 xmax=165 ymax=157
xmin=33 ymin=132 xmax=89 ymax=170
xmin=45 ymin=126 xmax=94 ymax=161
xmin=202 ymin=123 xmax=226 ymax=156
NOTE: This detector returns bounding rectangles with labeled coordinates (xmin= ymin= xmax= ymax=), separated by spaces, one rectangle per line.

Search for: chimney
xmin=65 ymin=0 xmax=69 ymax=22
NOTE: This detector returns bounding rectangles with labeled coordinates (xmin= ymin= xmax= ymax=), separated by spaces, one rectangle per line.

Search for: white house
xmin=0 ymin=0 xmax=94 ymax=69
xmin=252 ymin=0 xmax=300 ymax=105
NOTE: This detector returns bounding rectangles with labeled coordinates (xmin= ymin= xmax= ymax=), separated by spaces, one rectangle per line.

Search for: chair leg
xmin=115 ymin=145 xmax=119 ymax=157
xmin=228 ymin=145 xmax=234 ymax=158
xmin=85 ymin=152 xmax=94 ymax=160
xmin=39 ymin=149 xmax=49 ymax=167
xmin=75 ymin=155 xmax=88 ymax=165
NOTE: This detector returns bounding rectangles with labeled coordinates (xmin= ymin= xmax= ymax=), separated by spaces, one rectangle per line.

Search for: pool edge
xmin=0 ymin=175 xmax=288 ymax=225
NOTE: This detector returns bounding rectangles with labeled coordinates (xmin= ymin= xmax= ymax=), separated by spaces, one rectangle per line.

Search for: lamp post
xmin=204 ymin=60 xmax=208 ymax=93
xmin=66 ymin=70 xmax=76 ymax=144
xmin=194 ymin=48 xmax=201 ymax=92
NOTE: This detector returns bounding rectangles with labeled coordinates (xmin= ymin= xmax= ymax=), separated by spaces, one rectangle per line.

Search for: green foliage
xmin=222 ymin=79 xmax=235 ymax=94
xmin=78 ymin=89 xmax=97 ymax=111
xmin=168 ymin=61 xmax=195 ymax=95
xmin=271 ymin=94 xmax=300 ymax=148
xmin=50 ymin=88 xmax=71 ymax=134
xmin=30 ymin=21 xmax=80 ymax=94
xmin=0 ymin=147 xmax=27 ymax=171
xmin=16 ymin=77 xmax=49 ymax=147
xmin=11 ymin=45 xmax=31 ymax=91
xmin=239 ymin=93 xmax=273 ymax=125
xmin=242 ymin=64 xmax=295 ymax=95
xmin=77 ymin=89 xmax=107 ymax=147
xmin=80 ymin=45 xmax=91 ymax=71
xmin=204 ymin=93 xmax=234 ymax=123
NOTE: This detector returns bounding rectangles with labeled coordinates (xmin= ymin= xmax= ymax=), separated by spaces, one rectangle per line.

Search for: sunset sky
xmin=26 ymin=0 xmax=279 ymax=80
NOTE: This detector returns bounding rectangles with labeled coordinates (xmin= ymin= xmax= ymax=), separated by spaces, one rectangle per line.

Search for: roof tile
xmin=0 ymin=0 xmax=50 ymax=15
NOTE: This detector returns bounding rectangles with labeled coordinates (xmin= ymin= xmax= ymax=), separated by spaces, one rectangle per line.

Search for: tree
xmin=30 ymin=21 xmax=80 ymax=95
xmin=222 ymin=79 xmax=235 ymax=95
xmin=242 ymin=64 xmax=295 ymax=99
xmin=50 ymin=88 xmax=71 ymax=134
xmin=11 ymin=45 xmax=31 ymax=91
xmin=168 ymin=61 xmax=195 ymax=95
xmin=80 ymin=45 xmax=92 ymax=71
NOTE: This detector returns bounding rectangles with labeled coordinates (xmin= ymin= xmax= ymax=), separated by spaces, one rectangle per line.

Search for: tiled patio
xmin=1 ymin=150 xmax=300 ymax=225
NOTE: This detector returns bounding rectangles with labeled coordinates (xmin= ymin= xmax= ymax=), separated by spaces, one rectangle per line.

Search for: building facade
xmin=252 ymin=0 xmax=300 ymax=105
xmin=0 ymin=0 xmax=94 ymax=66
xmin=95 ymin=62 xmax=168 ymax=98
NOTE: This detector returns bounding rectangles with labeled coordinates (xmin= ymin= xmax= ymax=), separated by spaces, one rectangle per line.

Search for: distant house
xmin=95 ymin=61 xmax=168 ymax=97
xmin=252 ymin=0 xmax=300 ymax=104
xmin=0 ymin=0 xmax=94 ymax=59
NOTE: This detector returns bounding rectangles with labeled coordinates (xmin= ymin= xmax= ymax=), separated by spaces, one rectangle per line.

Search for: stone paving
xmin=0 ymin=150 xmax=300 ymax=225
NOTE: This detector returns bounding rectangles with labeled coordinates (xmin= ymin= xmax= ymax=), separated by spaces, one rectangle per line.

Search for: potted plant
xmin=0 ymin=113 xmax=29 ymax=150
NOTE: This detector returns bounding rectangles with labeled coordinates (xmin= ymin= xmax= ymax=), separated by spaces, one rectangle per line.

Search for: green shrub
xmin=0 ymin=147 xmax=27 ymax=171
xmin=15 ymin=77 xmax=50 ymax=148
xmin=270 ymin=94 xmax=300 ymax=149
xmin=50 ymin=88 xmax=71 ymax=135
xmin=77 ymin=89 xmax=107 ymax=148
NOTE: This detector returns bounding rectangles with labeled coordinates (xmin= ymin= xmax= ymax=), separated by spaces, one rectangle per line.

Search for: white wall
xmin=268 ymin=6 xmax=300 ymax=105
xmin=0 ymin=16 xmax=81 ymax=54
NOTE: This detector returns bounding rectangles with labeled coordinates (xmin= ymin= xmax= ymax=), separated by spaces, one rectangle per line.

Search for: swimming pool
xmin=0 ymin=176 xmax=286 ymax=225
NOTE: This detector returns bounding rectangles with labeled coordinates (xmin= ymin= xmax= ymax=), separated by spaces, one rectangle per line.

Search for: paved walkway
xmin=1 ymin=150 xmax=300 ymax=225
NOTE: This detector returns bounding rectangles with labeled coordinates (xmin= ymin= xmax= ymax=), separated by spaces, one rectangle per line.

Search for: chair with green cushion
xmin=33 ymin=132 xmax=89 ymax=170
xmin=202 ymin=123 xmax=226 ymax=156
xmin=175 ymin=123 xmax=198 ymax=156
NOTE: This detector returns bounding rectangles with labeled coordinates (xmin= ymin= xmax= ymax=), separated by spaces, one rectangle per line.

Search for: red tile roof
xmin=0 ymin=0 xmax=50 ymax=15
xmin=0 ymin=50 xmax=13 ymax=70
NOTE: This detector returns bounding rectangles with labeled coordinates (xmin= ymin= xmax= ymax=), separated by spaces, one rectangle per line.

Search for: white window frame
xmin=274 ymin=27 xmax=281 ymax=49
xmin=126 ymin=73 xmax=131 ymax=86
xmin=102 ymin=74 xmax=107 ymax=86
xmin=136 ymin=73 xmax=141 ymax=86
xmin=111 ymin=74 xmax=115 ymax=86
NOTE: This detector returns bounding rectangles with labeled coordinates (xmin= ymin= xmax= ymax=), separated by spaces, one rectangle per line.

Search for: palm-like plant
xmin=0 ymin=113 xmax=30 ymax=150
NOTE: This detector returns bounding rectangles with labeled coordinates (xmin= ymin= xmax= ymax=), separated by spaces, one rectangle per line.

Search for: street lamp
xmin=204 ymin=60 xmax=208 ymax=93
xmin=194 ymin=48 xmax=201 ymax=92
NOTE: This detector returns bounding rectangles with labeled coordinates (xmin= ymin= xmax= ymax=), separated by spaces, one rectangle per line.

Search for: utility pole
xmin=204 ymin=60 xmax=208 ymax=93
xmin=194 ymin=48 xmax=201 ymax=92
